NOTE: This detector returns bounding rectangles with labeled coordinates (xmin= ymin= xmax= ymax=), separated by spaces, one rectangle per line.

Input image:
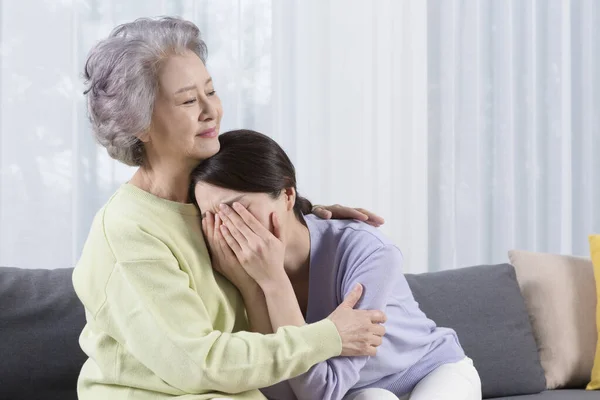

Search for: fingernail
xmin=219 ymin=203 xmax=228 ymax=211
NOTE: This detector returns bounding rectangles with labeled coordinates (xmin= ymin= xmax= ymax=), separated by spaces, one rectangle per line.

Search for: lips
xmin=197 ymin=127 xmax=217 ymax=138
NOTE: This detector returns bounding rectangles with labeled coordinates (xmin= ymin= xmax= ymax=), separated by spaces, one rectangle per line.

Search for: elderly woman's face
xmin=144 ymin=49 xmax=223 ymax=165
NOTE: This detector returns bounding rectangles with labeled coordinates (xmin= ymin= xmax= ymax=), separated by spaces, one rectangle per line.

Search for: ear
xmin=137 ymin=131 xmax=151 ymax=143
xmin=137 ymin=122 xmax=153 ymax=143
xmin=283 ymin=187 xmax=296 ymax=211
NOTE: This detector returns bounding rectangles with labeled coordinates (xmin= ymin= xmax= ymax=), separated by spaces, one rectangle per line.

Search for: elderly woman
xmin=73 ymin=17 xmax=387 ymax=400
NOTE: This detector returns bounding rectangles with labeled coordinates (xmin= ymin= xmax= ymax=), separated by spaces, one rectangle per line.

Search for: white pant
xmin=343 ymin=357 xmax=481 ymax=400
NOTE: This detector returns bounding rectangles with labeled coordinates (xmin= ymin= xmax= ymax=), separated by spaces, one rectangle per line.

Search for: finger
xmin=221 ymin=218 xmax=249 ymax=251
xmin=204 ymin=211 xmax=214 ymax=239
xmin=371 ymin=324 xmax=386 ymax=337
xmin=370 ymin=335 xmax=383 ymax=347
xmin=232 ymin=202 xmax=273 ymax=239
xmin=213 ymin=215 xmax=225 ymax=250
xmin=341 ymin=283 xmax=363 ymax=308
xmin=218 ymin=211 xmax=246 ymax=243
xmin=219 ymin=225 xmax=243 ymax=257
xmin=355 ymin=208 xmax=386 ymax=226
xmin=272 ymin=212 xmax=282 ymax=240
xmin=368 ymin=310 xmax=387 ymax=324
xmin=312 ymin=206 xmax=333 ymax=220
xmin=215 ymin=222 xmax=237 ymax=258
xmin=363 ymin=220 xmax=382 ymax=228
xmin=333 ymin=206 xmax=369 ymax=221
xmin=213 ymin=212 xmax=223 ymax=243
xmin=220 ymin=204 xmax=256 ymax=242
xmin=203 ymin=214 xmax=217 ymax=254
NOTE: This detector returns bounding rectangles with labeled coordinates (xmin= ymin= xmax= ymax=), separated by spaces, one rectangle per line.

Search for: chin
xmin=197 ymin=139 xmax=220 ymax=160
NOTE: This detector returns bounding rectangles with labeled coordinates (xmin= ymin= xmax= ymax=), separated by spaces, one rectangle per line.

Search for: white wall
xmin=1 ymin=0 xmax=599 ymax=272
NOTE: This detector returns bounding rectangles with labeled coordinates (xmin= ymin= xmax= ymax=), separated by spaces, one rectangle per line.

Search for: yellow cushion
xmin=587 ymin=235 xmax=600 ymax=390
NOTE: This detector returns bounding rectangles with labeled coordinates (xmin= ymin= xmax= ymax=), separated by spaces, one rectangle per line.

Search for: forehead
xmin=158 ymin=50 xmax=208 ymax=90
xmin=194 ymin=182 xmax=271 ymax=212
xmin=195 ymin=182 xmax=241 ymax=204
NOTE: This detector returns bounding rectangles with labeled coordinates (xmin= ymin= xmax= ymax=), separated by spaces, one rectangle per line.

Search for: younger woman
xmin=191 ymin=130 xmax=482 ymax=400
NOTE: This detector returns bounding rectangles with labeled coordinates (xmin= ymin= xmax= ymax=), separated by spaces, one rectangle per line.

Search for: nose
xmin=198 ymin=96 xmax=217 ymax=121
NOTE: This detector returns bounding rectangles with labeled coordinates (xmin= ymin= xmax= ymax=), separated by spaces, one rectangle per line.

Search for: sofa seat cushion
xmin=406 ymin=264 xmax=547 ymax=399
xmin=0 ymin=267 xmax=86 ymax=400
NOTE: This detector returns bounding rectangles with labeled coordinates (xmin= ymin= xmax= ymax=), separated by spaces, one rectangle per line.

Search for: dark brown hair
xmin=190 ymin=129 xmax=313 ymax=222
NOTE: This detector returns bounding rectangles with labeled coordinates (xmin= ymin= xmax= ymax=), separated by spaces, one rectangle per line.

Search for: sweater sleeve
xmin=287 ymin=244 xmax=404 ymax=400
xmin=98 ymin=257 xmax=341 ymax=395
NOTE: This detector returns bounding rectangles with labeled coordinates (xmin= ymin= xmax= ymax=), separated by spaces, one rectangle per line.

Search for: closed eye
xmin=183 ymin=98 xmax=197 ymax=105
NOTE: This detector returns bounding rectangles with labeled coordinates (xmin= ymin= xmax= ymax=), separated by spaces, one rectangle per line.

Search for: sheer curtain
xmin=1 ymin=0 xmax=598 ymax=273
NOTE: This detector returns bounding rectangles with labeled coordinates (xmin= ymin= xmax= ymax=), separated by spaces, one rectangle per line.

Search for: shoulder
xmin=305 ymin=214 xmax=403 ymax=267
xmin=85 ymin=189 xmax=178 ymax=263
xmin=75 ymin=191 xmax=185 ymax=314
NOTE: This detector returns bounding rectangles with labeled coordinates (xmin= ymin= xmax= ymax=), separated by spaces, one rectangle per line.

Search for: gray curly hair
xmin=83 ymin=17 xmax=208 ymax=166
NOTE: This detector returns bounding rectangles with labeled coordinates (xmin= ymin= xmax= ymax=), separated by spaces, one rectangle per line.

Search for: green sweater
xmin=73 ymin=184 xmax=342 ymax=399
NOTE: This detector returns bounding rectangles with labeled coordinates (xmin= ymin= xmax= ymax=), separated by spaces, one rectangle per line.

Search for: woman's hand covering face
xmin=217 ymin=202 xmax=287 ymax=287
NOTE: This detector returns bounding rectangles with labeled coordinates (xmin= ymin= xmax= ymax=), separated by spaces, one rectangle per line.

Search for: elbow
xmin=167 ymin=369 xmax=206 ymax=394
xmin=159 ymin=364 xmax=228 ymax=395
xmin=172 ymin=366 xmax=251 ymax=395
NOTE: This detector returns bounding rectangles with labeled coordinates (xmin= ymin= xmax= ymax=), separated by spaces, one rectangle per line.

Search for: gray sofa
xmin=0 ymin=264 xmax=597 ymax=400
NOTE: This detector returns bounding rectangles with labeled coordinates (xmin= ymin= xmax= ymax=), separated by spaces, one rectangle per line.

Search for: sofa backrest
xmin=0 ymin=267 xmax=85 ymax=400
xmin=0 ymin=264 xmax=548 ymax=399
xmin=406 ymin=263 xmax=547 ymax=398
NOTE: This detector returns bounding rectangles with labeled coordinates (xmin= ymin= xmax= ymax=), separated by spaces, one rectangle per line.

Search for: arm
xmin=215 ymin=204 xmax=306 ymax=330
xmin=202 ymin=211 xmax=273 ymax=334
xmin=101 ymin=257 xmax=341 ymax=395
xmin=239 ymin=284 xmax=273 ymax=334
xmin=217 ymin=203 xmax=386 ymax=357
xmin=260 ymin=275 xmax=306 ymax=329
xmin=287 ymin=245 xmax=404 ymax=400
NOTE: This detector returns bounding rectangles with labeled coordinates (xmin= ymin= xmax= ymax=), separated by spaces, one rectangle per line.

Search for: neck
xmin=129 ymin=159 xmax=195 ymax=203
xmin=284 ymin=217 xmax=311 ymax=280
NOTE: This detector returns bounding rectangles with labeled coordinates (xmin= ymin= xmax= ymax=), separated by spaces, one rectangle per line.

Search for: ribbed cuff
xmin=299 ymin=319 xmax=342 ymax=360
